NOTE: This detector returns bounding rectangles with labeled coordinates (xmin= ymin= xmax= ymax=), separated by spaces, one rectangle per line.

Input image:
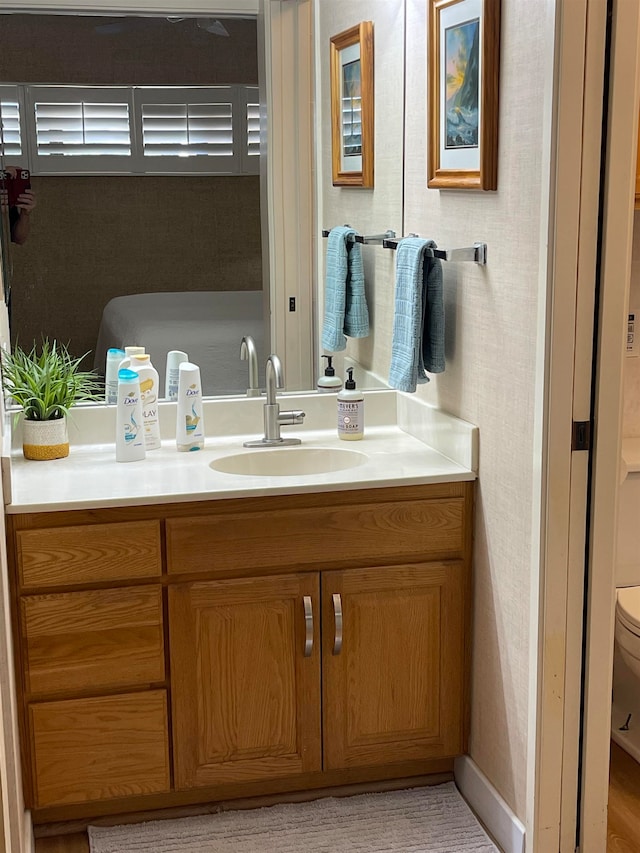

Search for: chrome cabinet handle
xmin=303 ymin=595 xmax=313 ymax=657
xmin=333 ymin=593 xmax=343 ymax=655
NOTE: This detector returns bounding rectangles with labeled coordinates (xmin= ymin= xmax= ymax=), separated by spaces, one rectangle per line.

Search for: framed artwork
xmin=428 ymin=0 xmax=501 ymax=190
xmin=330 ymin=21 xmax=374 ymax=188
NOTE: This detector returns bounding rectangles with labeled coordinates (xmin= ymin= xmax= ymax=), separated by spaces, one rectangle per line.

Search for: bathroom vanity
xmin=3 ymin=391 xmax=477 ymax=824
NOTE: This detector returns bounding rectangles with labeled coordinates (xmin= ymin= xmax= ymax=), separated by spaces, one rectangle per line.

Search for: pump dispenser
xmin=317 ymin=355 xmax=343 ymax=392
xmin=337 ymin=368 xmax=364 ymax=440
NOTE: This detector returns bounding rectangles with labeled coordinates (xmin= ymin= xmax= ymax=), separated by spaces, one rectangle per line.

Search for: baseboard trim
xmin=454 ymin=756 xmax=525 ymax=853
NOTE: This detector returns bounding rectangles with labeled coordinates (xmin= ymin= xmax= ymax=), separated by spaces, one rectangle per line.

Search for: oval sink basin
xmin=210 ymin=447 xmax=368 ymax=477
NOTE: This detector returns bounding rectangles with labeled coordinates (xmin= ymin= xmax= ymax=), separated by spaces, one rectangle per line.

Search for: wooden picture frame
xmin=428 ymin=0 xmax=500 ymax=190
xmin=330 ymin=21 xmax=374 ymax=188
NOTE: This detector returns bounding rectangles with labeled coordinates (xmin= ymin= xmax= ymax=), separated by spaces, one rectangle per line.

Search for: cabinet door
xmin=322 ymin=562 xmax=467 ymax=770
xmin=169 ymin=573 xmax=321 ymax=789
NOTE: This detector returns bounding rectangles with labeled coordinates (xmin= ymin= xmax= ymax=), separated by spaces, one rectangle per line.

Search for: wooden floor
xmin=35 ymin=833 xmax=88 ymax=853
xmin=30 ymin=749 xmax=640 ymax=853
xmin=608 ymin=741 xmax=640 ymax=852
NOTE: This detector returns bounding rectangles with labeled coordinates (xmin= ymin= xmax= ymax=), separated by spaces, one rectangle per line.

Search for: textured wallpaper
xmin=319 ymin=0 xmax=554 ymax=823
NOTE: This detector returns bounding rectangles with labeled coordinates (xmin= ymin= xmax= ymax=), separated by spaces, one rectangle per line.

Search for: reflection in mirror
xmin=0 ymin=12 xmax=268 ymax=399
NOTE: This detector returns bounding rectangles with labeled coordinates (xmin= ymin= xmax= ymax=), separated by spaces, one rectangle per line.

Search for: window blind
xmin=0 ymin=100 xmax=22 ymax=159
xmin=141 ymin=101 xmax=233 ymax=157
xmin=34 ymin=101 xmax=131 ymax=157
xmin=246 ymin=102 xmax=260 ymax=157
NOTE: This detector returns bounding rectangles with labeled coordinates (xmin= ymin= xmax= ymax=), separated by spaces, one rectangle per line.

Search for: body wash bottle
xmin=116 ymin=369 xmax=146 ymax=462
xmin=165 ymin=350 xmax=188 ymax=400
xmin=176 ymin=362 xmax=205 ymax=451
xmin=105 ymin=348 xmax=125 ymax=404
xmin=130 ymin=354 xmax=161 ymax=450
xmin=337 ymin=368 xmax=364 ymax=440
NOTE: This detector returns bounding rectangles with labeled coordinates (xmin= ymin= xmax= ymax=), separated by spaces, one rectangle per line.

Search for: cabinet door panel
xmin=30 ymin=691 xmax=170 ymax=807
xmin=322 ymin=563 xmax=466 ymax=770
xmin=169 ymin=574 xmax=321 ymax=789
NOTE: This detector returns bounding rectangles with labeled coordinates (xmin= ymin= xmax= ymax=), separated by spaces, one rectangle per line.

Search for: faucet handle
xmin=279 ymin=409 xmax=305 ymax=426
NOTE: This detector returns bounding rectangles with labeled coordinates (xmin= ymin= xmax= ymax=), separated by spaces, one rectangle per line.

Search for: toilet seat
xmin=617 ymin=587 xmax=640 ymax=637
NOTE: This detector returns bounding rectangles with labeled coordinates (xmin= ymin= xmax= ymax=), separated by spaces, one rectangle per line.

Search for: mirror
xmin=0 ymin=11 xmax=269 ymax=398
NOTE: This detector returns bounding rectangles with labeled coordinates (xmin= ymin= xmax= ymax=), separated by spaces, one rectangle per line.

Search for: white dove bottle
xmin=176 ymin=362 xmax=205 ymax=451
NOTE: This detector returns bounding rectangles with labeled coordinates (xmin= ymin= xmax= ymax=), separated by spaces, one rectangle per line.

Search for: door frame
xmin=578 ymin=1 xmax=640 ymax=850
xmin=533 ymin=1 xmax=640 ymax=851
xmin=530 ymin=0 xmax=608 ymax=850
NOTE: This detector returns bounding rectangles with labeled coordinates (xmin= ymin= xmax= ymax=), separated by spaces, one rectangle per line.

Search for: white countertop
xmin=4 ymin=391 xmax=478 ymax=513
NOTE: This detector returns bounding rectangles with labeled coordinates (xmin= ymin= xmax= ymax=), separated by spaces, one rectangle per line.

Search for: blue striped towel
xmin=321 ymin=226 xmax=370 ymax=352
xmin=388 ymin=237 xmax=445 ymax=392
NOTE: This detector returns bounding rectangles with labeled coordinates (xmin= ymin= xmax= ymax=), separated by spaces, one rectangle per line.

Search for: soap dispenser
xmin=317 ymin=355 xmax=343 ymax=392
xmin=337 ymin=368 xmax=364 ymax=440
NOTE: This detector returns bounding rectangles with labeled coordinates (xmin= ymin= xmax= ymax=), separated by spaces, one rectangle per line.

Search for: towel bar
xmin=381 ymin=238 xmax=487 ymax=265
xmin=322 ymin=228 xmax=397 ymax=245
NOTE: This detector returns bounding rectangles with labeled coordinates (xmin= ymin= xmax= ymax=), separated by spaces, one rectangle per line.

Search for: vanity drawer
xmin=16 ymin=521 xmax=162 ymax=589
xmin=21 ymin=586 xmax=165 ymax=697
xmin=29 ymin=690 xmax=170 ymax=808
xmin=166 ymin=497 xmax=465 ymax=577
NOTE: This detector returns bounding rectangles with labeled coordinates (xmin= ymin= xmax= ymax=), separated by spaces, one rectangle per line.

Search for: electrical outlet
xmin=627 ymin=311 xmax=639 ymax=357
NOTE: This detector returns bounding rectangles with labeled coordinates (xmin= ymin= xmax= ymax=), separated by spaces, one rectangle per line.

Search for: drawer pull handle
xmin=303 ymin=595 xmax=313 ymax=657
xmin=333 ymin=593 xmax=343 ymax=655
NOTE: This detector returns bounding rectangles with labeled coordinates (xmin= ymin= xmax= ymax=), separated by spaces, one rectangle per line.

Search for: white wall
xmin=315 ymin=0 xmax=405 ymax=384
xmin=318 ymin=0 xmax=555 ymax=822
xmin=402 ymin=0 xmax=552 ymax=819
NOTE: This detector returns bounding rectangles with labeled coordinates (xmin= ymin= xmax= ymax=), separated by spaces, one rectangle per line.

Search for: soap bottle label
xmin=338 ymin=399 xmax=363 ymax=436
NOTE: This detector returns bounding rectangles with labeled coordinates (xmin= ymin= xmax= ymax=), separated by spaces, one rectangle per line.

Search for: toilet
xmin=612 ymin=437 xmax=640 ymax=762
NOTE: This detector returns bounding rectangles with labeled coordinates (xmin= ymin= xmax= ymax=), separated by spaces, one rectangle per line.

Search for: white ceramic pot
xmin=22 ymin=417 xmax=69 ymax=461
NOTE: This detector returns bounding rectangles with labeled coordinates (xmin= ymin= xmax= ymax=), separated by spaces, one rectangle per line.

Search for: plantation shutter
xmin=26 ymin=86 xmax=134 ymax=173
xmin=0 ymin=86 xmax=23 ymax=161
xmin=134 ymin=87 xmax=239 ymax=173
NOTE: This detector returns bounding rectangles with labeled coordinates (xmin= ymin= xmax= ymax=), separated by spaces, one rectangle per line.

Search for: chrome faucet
xmin=243 ymin=354 xmax=305 ymax=447
xmin=240 ymin=335 xmax=261 ymax=398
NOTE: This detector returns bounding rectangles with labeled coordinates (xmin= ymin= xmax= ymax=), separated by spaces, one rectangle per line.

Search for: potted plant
xmin=1 ymin=340 xmax=101 ymax=460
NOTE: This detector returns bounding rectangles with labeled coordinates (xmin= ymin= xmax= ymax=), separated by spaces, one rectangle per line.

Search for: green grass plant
xmin=1 ymin=340 xmax=101 ymax=421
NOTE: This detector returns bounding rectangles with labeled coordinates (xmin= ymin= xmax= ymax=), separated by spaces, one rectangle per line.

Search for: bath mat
xmin=88 ymin=782 xmax=499 ymax=853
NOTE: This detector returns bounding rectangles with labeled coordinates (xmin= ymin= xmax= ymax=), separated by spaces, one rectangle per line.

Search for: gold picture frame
xmin=428 ymin=0 xmax=501 ymax=190
xmin=330 ymin=21 xmax=374 ymax=188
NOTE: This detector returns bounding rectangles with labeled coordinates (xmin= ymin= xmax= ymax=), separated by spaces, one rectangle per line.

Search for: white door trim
xmin=579 ymin=2 xmax=640 ymax=850
xmin=529 ymin=1 xmax=607 ymax=850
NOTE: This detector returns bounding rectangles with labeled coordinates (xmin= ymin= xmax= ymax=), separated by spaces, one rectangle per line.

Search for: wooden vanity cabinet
xmin=7 ymin=482 xmax=473 ymax=821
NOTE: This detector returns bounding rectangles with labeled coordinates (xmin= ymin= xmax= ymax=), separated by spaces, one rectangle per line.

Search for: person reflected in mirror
xmin=0 ymin=166 xmax=37 ymax=245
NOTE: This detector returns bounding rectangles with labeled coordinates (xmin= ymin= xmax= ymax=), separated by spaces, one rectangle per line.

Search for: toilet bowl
xmin=616 ymin=588 xmax=640 ymax=679
xmin=612 ymin=439 xmax=640 ymax=762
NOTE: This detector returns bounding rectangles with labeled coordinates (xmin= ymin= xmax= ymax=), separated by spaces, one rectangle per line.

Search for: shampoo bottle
xmin=165 ymin=350 xmax=188 ymax=400
xmin=129 ymin=354 xmax=161 ymax=450
xmin=105 ymin=348 xmax=126 ymax=404
xmin=317 ymin=355 xmax=343 ymax=392
xmin=176 ymin=362 xmax=205 ymax=451
xmin=118 ymin=345 xmax=146 ymax=373
xmin=115 ymin=369 xmax=146 ymax=462
xmin=337 ymin=368 xmax=364 ymax=440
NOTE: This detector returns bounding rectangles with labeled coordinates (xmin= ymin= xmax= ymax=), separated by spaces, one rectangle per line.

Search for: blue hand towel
xmin=388 ymin=238 xmax=445 ymax=392
xmin=322 ymin=226 xmax=370 ymax=352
